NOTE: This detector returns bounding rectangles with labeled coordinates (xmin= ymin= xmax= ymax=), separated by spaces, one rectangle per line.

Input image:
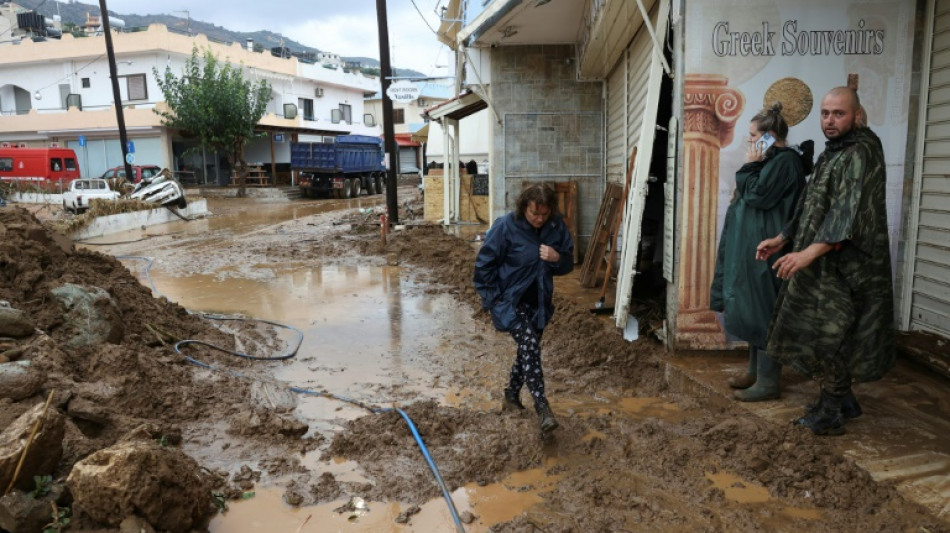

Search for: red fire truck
xmin=0 ymin=145 xmax=81 ymax=187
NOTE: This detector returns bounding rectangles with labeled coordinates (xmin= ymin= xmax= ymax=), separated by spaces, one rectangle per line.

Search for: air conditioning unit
xmin=314 ymin=87 xmax=324 ymax=98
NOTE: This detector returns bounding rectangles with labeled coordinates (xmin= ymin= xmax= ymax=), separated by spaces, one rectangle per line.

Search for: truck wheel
xmin=365 ymin=175 xmax=376 ymax=195
xmin=343 ymin=178 xmax=354 ymax=198
xmin=350 ymin=178 xmax=361 ymax=198
xmin=375 ymin=175 xmax=384 ymax=194
xmin=177 ymin=197 xmax=188 ymax=209
xmin=63 ymin=200 xmax=71 ymax=214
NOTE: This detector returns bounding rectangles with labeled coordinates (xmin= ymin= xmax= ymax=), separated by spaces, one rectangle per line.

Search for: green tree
xmin=153 ymin=47 xmax=271 ymax=196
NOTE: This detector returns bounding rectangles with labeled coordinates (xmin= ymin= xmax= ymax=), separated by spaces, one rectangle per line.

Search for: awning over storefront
xmin=393 ymin=133 xmax=421 ymax=147
xmin=423 ymin=90 xmax=487 ymax=122
xmin=410 ymin=123 xmax=430 ymax=144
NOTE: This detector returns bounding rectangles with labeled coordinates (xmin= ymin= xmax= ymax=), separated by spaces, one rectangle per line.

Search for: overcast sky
xmin=93 ymin=0 xmax=453 ymax=77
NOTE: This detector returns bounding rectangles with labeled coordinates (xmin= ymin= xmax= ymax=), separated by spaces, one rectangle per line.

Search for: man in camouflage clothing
xmin=756 ymin=87 xmax=895 ymax=436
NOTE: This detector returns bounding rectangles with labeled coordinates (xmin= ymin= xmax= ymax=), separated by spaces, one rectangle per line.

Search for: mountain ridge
xmin=11 ymin=0 xmax=423 ymax=77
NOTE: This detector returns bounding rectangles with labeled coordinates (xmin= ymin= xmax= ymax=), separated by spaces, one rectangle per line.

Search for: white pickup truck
xmin=62 ymin=178 xmax=120 ymax=214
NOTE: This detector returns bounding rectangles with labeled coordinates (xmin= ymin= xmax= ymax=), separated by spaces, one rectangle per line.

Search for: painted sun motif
xmin=764 ymin=77 xmax=813 ymax=126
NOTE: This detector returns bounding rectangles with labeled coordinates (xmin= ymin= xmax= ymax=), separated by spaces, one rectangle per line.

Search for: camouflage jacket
xmin=767 ymin=128 xmax=895 ymax=382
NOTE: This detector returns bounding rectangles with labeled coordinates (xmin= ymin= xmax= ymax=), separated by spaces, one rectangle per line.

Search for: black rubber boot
xmin=733 ymin=350 xmax=781 ymax=402
xmin=806 ymin=389 xmax=862 ymax=420
xmin=535 ymin=401 xmax=558 ymax=433
xmin=728 ymin=347 xmax=757 ymax=389
xmin=503 ymin=388 xmax=525 ymax=411
xmin=797 ymin=392 xmax=845 ymax=436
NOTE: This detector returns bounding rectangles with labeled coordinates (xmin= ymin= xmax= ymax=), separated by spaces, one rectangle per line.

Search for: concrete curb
xmin=69 ymin=199 xmax=210 ymax=240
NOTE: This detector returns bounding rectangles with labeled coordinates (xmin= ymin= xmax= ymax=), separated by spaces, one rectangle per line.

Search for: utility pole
xmin=375 ymin=0 xmax=399 ymax=224
xmin=99 ymin=0 xmax=133 ymax=182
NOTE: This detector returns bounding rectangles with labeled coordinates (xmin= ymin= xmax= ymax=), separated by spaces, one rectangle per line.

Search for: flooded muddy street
xmin=1 ymin=192 xmax=947 ymax=532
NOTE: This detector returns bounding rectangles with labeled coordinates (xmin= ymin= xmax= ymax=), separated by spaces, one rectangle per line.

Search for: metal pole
xmin=98 ymin=0 xmax=133 ymax=181
xmin=376 ymin=0 xmax=399 ymax=224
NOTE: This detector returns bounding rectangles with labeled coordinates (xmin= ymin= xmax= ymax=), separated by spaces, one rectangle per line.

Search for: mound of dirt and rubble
xmin=0 ymin=207 xmax=310 ymax=532
xmin=1 ymin=200 xmax=948 ymax=533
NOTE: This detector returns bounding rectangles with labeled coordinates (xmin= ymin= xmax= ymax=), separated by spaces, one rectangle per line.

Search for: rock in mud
xmin=0 ymin=402 xmax=65 ymax=492
xmin=66 ymin=395 xmax=111 ymax=425
xmin=67 ymin=440 xmax=213 ymax=531
xmin=50 ymin=283 xmax=125 ymax=347
xmin=0 ymin=360 xmax=44 ymax=400
xmin=0 ymin=484 xmax=66 ymax=533
xmin=0 ymin=305 xmax=34 ymax=338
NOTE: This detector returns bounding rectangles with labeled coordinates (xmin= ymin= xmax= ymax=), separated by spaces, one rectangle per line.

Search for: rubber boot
xmin=806 ymin=389 xmax=862 ymax=420
xmin=728 ymin=347 xmax=758 ymax=389
xmin=733 ymin=350 xmax=781 ymax=402
xmin=797 ymin=392 xmax=845 ymax=436
xmin=535 ymin=400 xmax=558 ymax=433
xmin=503 ymin=388 xmax=525 ymax=411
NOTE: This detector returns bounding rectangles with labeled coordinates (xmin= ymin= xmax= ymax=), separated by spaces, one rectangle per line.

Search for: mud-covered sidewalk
xmin=0 ymin=195 xmax=948 ymax=532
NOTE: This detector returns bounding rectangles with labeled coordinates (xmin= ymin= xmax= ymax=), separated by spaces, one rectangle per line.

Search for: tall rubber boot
xmin=503 ymin=387 xmax=525 ymax=411
xmin=733 ymin=350 xmax=781 ymax=402
xmin=535 ymin=400 xmax=558 ymax=433
xmin=728 ymin=347 xmax=758 ymax=389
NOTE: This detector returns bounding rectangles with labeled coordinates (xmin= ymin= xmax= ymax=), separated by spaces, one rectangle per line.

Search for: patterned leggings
xmin=507 ymin=302 xmax=547 ymax=406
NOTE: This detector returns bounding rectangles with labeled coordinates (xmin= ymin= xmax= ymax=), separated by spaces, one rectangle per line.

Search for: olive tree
xmin=154 ymin=47 xmax=271 ymax=196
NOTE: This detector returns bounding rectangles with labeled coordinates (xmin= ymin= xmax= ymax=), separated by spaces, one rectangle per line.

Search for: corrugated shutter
xmin=399 ymin=146 xmax=419 ymax=174
xmin=909 ymin=0 xmax=950 ymax=336
xmin=605 ymin=61 xmax=626 ymax=184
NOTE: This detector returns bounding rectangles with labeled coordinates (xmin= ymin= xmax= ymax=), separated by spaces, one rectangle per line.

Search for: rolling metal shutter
xmin=906 ymin=0 xmax=950 ymax=336
xmin=399 ymin=146 xmax=419 ymax=174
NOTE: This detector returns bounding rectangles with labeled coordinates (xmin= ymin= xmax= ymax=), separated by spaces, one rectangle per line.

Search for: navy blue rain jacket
xmin=473 ymin=212 xmax=575 ymax=332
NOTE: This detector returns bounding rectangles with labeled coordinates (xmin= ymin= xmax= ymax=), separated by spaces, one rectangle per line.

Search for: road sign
xmin=125 ymin=153 xmax=135 ymax=165
xmin=386 ymin=81 xmax=420 ymax=103
xmin=127 ymin=141 xmax=135 ymax=154
xmin=78 ymin=135 xmax=86 ymax=147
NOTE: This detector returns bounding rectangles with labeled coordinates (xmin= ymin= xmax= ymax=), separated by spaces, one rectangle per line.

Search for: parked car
xmin=62 ymin=178 xmax=120 ymax=213
xmin=100 ymin=165 xmax=163 ymax=184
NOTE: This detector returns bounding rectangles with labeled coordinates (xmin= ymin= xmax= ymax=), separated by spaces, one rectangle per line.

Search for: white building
xmin=0 ymin=22 xmax=381 ymax=184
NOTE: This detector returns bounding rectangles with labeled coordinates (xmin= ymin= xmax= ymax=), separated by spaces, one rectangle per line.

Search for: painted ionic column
xmin=677 ymin=74 xmax=744 ymax=348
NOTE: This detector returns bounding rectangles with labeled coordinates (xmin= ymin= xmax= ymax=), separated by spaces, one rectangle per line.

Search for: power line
xmin=410 ymin=0 xmax=438 ymax=35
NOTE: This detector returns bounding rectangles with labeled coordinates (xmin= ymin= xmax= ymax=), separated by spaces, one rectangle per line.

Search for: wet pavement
xmin=667 ymin=351 xmax=950 ymax=522
xmin=80 ymin=194 xmax=950 ymax=529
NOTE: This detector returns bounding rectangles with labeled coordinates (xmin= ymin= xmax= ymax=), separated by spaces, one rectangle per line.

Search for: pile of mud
xmin=0 ymin=207 xmax=308 ymax=531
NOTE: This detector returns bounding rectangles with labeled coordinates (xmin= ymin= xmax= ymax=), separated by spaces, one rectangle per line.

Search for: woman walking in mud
xmin=710 ymin=102 xmax=809 ymax=402
xmin=473 ymin=184 xmax=574 ymax=433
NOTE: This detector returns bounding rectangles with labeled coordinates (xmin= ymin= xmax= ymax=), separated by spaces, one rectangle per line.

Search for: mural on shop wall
xmin=678 ymin=0 xmax=915 ymax=349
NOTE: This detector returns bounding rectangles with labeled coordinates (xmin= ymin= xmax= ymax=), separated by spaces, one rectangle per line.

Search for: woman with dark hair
xmin=711 ymin=102 xmax=810 ymax=402
xmin=473 ymin=184 xmax=574 ymax=433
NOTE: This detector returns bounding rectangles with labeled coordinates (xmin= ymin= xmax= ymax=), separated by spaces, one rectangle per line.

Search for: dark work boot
xmin=733 ymin=350 xmax=781 ymax=402
xmin=535 ymin=400 xmax=559 ymax=433
xmin=797 ymin=393 xmax=845 ymax=436
xmin=503 ymin=388 xmax=525 ymax=411
xmin=728 ymin=347 xmax=758 ymax=390
xmin=806 ymin=389 xmax=862 ymax=420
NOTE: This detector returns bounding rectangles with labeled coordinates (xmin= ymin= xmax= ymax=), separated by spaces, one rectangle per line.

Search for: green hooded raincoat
xmin=711 ymin=147 xmax=807 ymax=348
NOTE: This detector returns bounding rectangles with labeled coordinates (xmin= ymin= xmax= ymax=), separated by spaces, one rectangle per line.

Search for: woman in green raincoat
xmin=710 ymin=103 xmax=809 ymax=402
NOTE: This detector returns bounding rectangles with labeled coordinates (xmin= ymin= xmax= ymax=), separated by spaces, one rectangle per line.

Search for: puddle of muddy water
xmin=209 ymin=461 xmax=561 ymax=532
xmin=705 ymin=471 xmax=823 ymax=522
